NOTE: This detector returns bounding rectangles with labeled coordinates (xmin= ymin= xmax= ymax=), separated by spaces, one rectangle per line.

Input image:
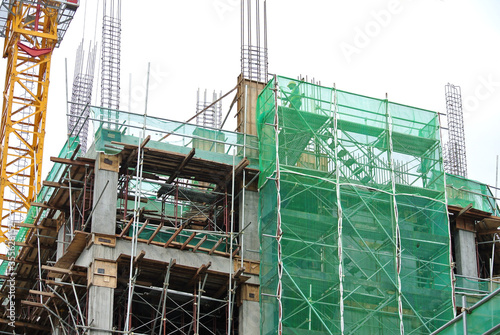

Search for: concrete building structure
xmin=0 ymin=1 xmax=499 ymax=333
xmin=0 ymin=74 xmax=498 ymax=334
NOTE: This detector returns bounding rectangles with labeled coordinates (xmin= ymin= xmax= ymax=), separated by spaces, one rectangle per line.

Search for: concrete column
xmin=240 ymin=190 xmax=260 ymax=262
xmin=454 ymin=229 xmax=477 ymax=278
xmin=87 ymin=153 xmax=118 ymax=334
xmin=87 ymin=243 xmax=116 ymax=334
xmin=238 ymin=300 xmax=260 ymax=335
xmin=238 ymin=190 xmax=260 ymax=334
xmin=91 ymin=153 xmax=119 ymax=235
xmin=88 ymin=285 xmax=114 ymax=334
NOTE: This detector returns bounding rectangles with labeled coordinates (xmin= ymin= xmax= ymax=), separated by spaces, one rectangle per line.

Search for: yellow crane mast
xmin=0 ymin=0 xmax=79 ymax=242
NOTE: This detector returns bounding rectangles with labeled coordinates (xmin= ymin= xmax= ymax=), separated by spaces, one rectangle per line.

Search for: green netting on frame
xmin=90 ymin=107 xmax=259 ymax=168
xmin=446 ymin=173 xmax=498 ymax=215
xmin=0 ymin=137 xmax=81 ymax=276
xmin=434 ymin=288 xmax=500 ymax=335
xmin=258 ymin=76 xmax=454 ymax=334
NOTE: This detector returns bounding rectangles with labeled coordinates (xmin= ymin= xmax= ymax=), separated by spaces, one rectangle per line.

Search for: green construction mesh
xmin=437 ymin=288 xmax=500 ymax=335
xmin=91 ymin=107 xmax=259 ymax=168
xmin=446 ymin=173 xmax=498 ymax=215
xmin=0 ymin=137 xmax=81 ymax=276
xmin=258 ymin=76 xmax=454 ymax=334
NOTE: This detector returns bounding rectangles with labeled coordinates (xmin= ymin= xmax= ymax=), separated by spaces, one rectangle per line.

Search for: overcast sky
xmin=7 ymin=0 xmax=500 ymax=190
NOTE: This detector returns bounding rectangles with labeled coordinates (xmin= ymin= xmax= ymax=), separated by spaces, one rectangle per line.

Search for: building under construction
xmin=0 ymin=1 xmax=499 ymax=335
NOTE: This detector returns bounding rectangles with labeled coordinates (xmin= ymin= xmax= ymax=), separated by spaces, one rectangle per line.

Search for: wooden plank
xmin=215 ymin=283 xmax=228 ymax=299
xmin=89 ymin=259 xmax=118 ymax=288
xmin=0 ymin=318 xmax=51 ymax=331
xmin=187 ymin=262 xmax=211 ymax=287
xmin=99 ymin=153 xmax=120 ymax=172
xmin=232 ymin=246 xmax=241 ymax=258
xmin=166 ymin=148 xmax=195 ymax=184
xmin=30 ymin=202 xmax=58 ymax=210
xmin=477 ymin=229 xmax=500 ymax=236
xmin=208 ymin=237 xmax=223 ymax=255
xmin=53 ymin=231 xmax=88 ymax=273
xmin=116 ymin=143 xmax=233 ymax=171
xmin=44 ymin=279 xmax=71 ymax=287
xmin=147 ymin=223 xmax=163 ymax=245
xmin=241 ymin=283 xmax=260 ymax=302
xmin=29 ymin=290 xmax=55 ymax=298
xmin=136 ymin=219 xmax=150 ymax=238
xmin=50 ymin=156 xmax=94 ymax=167
xmin=181 ymin=232 xmax=196 ymax=250
xmin=0 ymin=254 xmax=36 ymax=266
xmin=119 ymin=218 xmax=134 ymax=238
xmin=134 ymin=250 xmax=146 ymax=266
xmin=233 ymin=267 xmax=245 ymax=279
xmin=21 ymin=300 xmax=45 ymax=308
xmin=234 ymin=259 xmax=260 ymax=275
xmin=123 ymin=135 xmax=151 ymax=165
xmin=43 ymin=181 xmax=64 ymax=188
xmin=456 ymin=203 xmax=473 ymax=220
xmin=192 ymin=235 xmax=208 ymax=252
xmin=163 ymin=221 xmax=188 ymax=248
xmin=228 ymin=158 xmax=249 ymax=183
xmin=11 ymin=222 xmax=56 ymax=230
xmin=209 ymin=238 xmax=223 ymax=255
xmin=214 ymin=158 xmax=250 ymax=192
xmin=120 ymin=235 xmax=230 ymax=257
xmin=42 ymin=265 xmax=86 ymax=277
xmin=93 ymin=234 xmax=116 ymax=248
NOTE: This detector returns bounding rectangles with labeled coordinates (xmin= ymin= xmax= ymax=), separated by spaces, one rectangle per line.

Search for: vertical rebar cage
xmin=196 ymin=89 xmax=223 ymax=129
xmin=101 ymin=0 xmax=121 ymax=128
xmin=68 ymin=40 xmax=97 ymax=154
xmin=258 ymin=76 xmax=454 ymax=334
xmin=444 ymin=83 xmax=467 ymax=178
xmin=241 ymin=0 xmax=268 ymax=83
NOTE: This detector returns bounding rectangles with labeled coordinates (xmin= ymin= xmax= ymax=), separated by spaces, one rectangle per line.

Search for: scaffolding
xmin=258 ymin=76 xmax=455 ymax=334
xmin=431 ymin=288 xmax=500 ymax=334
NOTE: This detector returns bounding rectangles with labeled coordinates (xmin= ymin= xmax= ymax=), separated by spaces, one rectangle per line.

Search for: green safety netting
xmin=434 ymin=288 xmax=500 ymax=335
xmin=90 ymin=107 xmax=259 ymax=168
xmin=0 ymin=137 xmax=81 ymax=276
xmin=454 ymin=275 xmax=500 ymax=299
xmin=258 ymin=76 xmax=454 ymax=334
xmin=446 ymin=173 xmax=498 ymax=215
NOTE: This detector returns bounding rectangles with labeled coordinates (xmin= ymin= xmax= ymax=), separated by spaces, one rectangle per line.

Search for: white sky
xmin=5 ymin=0 xmax=500 ymax=189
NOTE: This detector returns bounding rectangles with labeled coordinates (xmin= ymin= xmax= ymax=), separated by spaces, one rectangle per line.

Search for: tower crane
xmin=0 ymin=0 xmax=79 ymax=243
